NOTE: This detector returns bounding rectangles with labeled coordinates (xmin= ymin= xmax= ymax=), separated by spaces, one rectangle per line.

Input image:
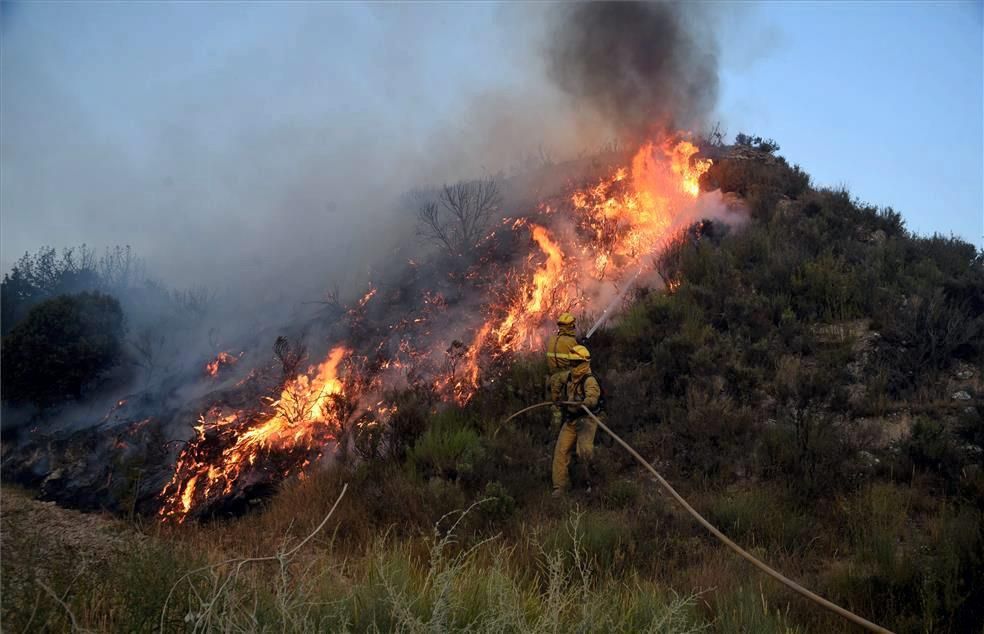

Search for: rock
xmin=952 ymin=391 xmax=972 ymax=401
xmin=812 ymin=319 xmax=871 ymax=345
xmin=858 ymin=450 xmax=880 ymax=468
xmin=869 ymin=229 xmax=887 ymax=244
xmin=953 ymin=362 xmax=976 ymax=381
xmin=42 ymin=468 xmax=64 ymax=485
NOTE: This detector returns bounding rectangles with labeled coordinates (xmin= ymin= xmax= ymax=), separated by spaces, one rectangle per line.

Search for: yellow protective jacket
xmin=551 ymin=363 xmax=601 ymax=415
xmin=545 ymin=326 xmax=579 ymax=372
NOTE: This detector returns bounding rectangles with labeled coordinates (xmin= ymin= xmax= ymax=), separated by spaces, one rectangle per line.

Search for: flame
xmin=666 ymin=139 xmax=712 ymax=197
xmin=462 ymin=138 xmax=711 ymax=381
xmin=357 ymin=287 xmax=377 ymax=308
xmin=160 ymin=346 xmax=350 ymax=522
xmin=160 ymin=136 xmax=713 ymax=520
xmin=493 ymin=223 xmax=570 ymax=352
xmin=181 ymin=475 xmax=198 ymax=515
xmin=205 ymin=351 xmax=240 ymax=377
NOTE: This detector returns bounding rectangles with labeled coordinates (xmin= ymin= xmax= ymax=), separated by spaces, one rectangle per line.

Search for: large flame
xmin=160 ymin=346 xmax=350 ymax=521
xmin=161 ymin=137 xmax=712 ymax=521
xmin=468 ymin=139 xmax=711 ymax=364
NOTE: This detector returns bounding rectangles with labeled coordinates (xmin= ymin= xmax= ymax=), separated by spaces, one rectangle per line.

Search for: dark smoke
xmin=545 ymin=2 xmax=719 ymax=138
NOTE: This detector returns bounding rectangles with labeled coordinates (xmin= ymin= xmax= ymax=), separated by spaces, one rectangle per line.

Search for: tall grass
xmin=1 ymin=487 xmax=707 ymax=632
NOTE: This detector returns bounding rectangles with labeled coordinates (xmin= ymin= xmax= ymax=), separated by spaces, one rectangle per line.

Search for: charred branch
xmin=416 ymin=177 xmax=502 ymax=259
xmin=273 ymin=336 xmax=307 ymax=380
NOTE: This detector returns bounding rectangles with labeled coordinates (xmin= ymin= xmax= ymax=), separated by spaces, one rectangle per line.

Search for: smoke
xmin=544 ymin=2 xmax=719 ymax=139
xmin=0 ymin=2 xmax=733 ymax=406
xmin=1 ymin=3 xmax=727 ymax=306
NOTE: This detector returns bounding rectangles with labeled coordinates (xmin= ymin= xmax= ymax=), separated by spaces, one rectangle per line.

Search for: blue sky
xmin=718 ymin=1 xmax=983 ymax=245
xmin=1 ymin=2 xmax=981 ymax=288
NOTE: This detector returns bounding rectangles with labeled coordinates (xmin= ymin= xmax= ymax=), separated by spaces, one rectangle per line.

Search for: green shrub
xmin=846 ymin=483 xmax=911 ymax=577
xmin=702 ymin=153 xmax=810 ymax=202
xmin=383 ymin=386 xmax=435 ymax=460
xmin=712 ymin=584 xmax=801 ymax=634
xmin=1 ymin=291 xmax=126 ymax=408
xmin=675 ymin=388 xmax=759 ymax=480
xmin=897 ymin=417 xmax=966 ymax=490
xmin=545 ymin=509 xmax=635 ymax=574
xmin=605 ymin=479 xmax=641 ymax=510
xmin=791 ymin=253 xmax=864 ymax=321
xmin=919 ymin=506 xmax=984 ymax=631
xmin=831 ymin=485 xmax=983 ymax=632
xmin=877 ymin=289 xmax=981 ymax=396
xmin=476 ymin=481 xmax=516 ymax=526
xmin=707 ymin=487 xmax=811 ymax=555
xmin=408 ymin=409 xmax=484 ymax=481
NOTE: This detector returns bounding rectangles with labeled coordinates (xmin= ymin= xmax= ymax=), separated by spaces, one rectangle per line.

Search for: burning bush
xmin=1 ymin=291 xmax=126 ymax=409
xmin=204 ymin=351 xmax=241 ymax=377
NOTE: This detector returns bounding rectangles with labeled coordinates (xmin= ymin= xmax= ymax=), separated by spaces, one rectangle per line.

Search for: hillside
xmin=2 ymin=142 xmax=982 ymax=633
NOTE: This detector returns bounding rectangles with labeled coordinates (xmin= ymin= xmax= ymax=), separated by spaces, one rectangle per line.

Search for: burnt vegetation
xmin=3 ymin=138 xmax=983 ymax=633
xmin=414 ymin=176 xmax=503 ymax=260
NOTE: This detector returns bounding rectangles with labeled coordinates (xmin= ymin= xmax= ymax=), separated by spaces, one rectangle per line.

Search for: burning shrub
xmin=1 ymin=291 xmax=126 ymax=409
xmin=204 ymin=351 xmax=240 ymax=377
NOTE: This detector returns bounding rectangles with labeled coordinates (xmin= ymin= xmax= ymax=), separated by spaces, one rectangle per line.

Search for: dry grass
xmin=1 ymin=484 xmax=708 ymax=632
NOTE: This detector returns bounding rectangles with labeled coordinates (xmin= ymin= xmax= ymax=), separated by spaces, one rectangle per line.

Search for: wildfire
xmin=462 ymin=138 xmax=711 ymax=374
xmin=205 ymin=351 xmax=241 ymax=377
xmin=160 ymin=136 xmax=713 ymax=520
xmin=160 ymin=346 xmax=351 ymax=521
xmin=493 ymin=223 xmax=571 ymax=353
xmin=666 ymin=139 xmax=712 ymax=197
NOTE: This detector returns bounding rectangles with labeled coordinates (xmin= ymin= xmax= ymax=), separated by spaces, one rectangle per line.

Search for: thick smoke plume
xmin=545 ymin=2 xmax=719 ymax=138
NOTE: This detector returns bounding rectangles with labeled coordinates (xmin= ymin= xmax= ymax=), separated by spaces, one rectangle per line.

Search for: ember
xmin=205 ymin=351 xmax=241 ymax=377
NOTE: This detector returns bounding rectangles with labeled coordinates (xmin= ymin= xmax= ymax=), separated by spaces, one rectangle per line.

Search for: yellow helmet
xmin=571 ymin=344 xmax=591 ymax=362
xmin=557 ymin=312 xmax=576 ymax=326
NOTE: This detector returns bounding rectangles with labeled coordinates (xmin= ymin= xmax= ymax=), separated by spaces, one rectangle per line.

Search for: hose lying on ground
xmin=503 ymin=400 xmax=893 ymax=634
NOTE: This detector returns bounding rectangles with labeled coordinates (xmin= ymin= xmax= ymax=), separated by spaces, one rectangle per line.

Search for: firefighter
xmin=545 ymin=313 xmax=579 ymax=427
xmin=550 ymin=344 xmax=603 ymax=497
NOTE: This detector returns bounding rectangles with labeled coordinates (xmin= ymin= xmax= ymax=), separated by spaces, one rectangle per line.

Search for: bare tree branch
xmin=415 ymin=177 xmax=502 ymax=258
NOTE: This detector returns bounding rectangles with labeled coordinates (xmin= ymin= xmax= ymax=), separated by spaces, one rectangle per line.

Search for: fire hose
xmin=502 ymin=401 xmax=893 ymax=633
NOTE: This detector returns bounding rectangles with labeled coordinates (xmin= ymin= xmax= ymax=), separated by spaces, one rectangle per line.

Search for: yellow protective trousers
xmin=551 ymin=415 xmax=598 ymax=491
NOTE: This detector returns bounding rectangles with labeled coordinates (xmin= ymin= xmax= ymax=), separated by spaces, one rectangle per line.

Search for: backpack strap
xmin=573 ymin=373 xmax=604 ymax=413
xmin=574 ymin=372 xmax=595 ymax=390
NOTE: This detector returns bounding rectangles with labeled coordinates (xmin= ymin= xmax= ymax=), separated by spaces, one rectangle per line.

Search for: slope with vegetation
xmin=2 ymin=138 xmax=982 ymax=632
